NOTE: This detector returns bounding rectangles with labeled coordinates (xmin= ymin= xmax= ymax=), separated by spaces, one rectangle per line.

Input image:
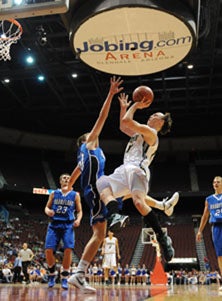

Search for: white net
xmin=0 ymin=19 xmax=23 ymax=61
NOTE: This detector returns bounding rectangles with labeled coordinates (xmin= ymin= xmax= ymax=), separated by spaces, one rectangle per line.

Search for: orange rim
xmin=9 ymin=18 xmax=23 ymax=36
xmin=0 ymin=19 xmax=23 ymax=40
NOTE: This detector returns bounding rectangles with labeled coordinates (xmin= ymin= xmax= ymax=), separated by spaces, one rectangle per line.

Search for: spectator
xmin=12 ymin=254 xmax=22 ymax=283
xmin=2 ymin=264 xmax=13 ymax=283
xmin=204 ymin=256 xmax=211 ymax=271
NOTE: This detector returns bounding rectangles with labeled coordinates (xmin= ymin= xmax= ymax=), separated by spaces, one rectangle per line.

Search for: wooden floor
xmin=0 ymin=283 xmax=222 ymax=301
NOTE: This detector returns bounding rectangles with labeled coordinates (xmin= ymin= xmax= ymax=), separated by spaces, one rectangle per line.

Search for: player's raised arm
xmin=118 ymin=92 xmax=134 ymax=137
xmin=87 ymin=76 xmax=123 ymax=145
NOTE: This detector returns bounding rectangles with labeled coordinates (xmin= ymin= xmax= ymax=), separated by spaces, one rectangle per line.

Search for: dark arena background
xmin=0 ymin=0 xmax=222 ymax=300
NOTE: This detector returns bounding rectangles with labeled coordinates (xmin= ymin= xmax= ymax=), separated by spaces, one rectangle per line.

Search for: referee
xmin=19 ymin=242 xmax=34 ymax=284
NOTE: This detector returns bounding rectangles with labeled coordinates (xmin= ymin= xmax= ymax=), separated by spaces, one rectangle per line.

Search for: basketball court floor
xmin=0 ymin=283 xmax=222 ymax=301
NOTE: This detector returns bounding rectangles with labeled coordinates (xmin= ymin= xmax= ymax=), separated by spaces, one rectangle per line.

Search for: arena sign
xmin=71 ymin=5 xmax=196 ymax=76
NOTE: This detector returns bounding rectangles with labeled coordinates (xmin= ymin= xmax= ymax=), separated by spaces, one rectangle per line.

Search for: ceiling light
xmin=71 ymin=73 xmax=78 ymax=78
xmin=14 ymin=0 xmax=23 ymax=5
xmin=187 ymin=64 xmax=194 ymax=69
xmin=26 ymin=55 xmax=35 ymax=64
xmin=3 ymin=78 xmax=10 ymax=83
xmin=37 ymin=75 xmax=45 ymax=82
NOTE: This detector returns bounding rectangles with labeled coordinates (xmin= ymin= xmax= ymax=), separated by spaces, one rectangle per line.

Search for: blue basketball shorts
xmin=212 ymin=223 xmax=222 ymax=256
xmin=45 ymin=221 xmax=75 ymax=250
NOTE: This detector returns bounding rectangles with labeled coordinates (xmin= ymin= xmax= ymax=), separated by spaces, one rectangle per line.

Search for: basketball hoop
xmin=0 ymin=19 xmax=23 ymax=61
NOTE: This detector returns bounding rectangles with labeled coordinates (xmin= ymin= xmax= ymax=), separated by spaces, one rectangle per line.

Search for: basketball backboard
xmin=0 ymin=0 xmax=69 ymax=20
xmin=141 ymin=228 xmax=167 ymax=244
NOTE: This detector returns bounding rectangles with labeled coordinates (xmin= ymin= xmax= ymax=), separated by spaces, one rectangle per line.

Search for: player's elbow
xmin=119 ymin=122 xmax=128 ymax=133
xmin=122 ymin=116 xmax=130 ymax=123
xmin=122 ymin=117 xmax=131 ymax=128
xmin=122 ymin=118 xmax=134 ymax=134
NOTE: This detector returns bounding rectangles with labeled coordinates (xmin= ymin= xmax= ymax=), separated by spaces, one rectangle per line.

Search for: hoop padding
xmin=0 ymin=19 xmax=23 ymax=61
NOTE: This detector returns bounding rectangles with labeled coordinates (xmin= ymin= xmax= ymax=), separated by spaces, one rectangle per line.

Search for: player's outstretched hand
xmin=109 ymin=76 xmax=124 ymax=95
xmin=118 ymin=93 xmax=131 ymax=109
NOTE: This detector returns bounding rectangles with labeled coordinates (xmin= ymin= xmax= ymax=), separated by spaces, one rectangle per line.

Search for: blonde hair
xmin=213 ymin=176 xmax=222 ymax=181
xmin=76 ymin=133 xmax=89 ymax=147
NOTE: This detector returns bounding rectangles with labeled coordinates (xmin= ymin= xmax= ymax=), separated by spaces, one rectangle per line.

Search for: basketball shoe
xmin=157 ymin=232 xmax=175 ymax=262
xmin=108 ymin=213 xmax=129 ymax=232
xmin=61 ymin=278 xmax=68 ymax=290
xmin=48 ymin=275 xmax=55 ymax=288
xmin=68 ymin=273 xmax=96 ymax=294
xmin=163 ymin=192 xmax=179 ymax=216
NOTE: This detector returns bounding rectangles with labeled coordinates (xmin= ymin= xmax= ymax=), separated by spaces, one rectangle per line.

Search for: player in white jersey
xmin=101 ymin=230 xmax=120 ymax=284
xmin=97 ymin=92 xmax=175 ymax=262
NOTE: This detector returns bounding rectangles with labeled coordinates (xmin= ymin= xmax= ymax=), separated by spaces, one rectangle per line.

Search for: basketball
xmin=132 ymin=85 xmax=154 ymax=103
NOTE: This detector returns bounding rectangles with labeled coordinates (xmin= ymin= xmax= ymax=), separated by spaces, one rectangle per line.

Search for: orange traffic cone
xmin=150 ymin=256 xmax=167 ymax=285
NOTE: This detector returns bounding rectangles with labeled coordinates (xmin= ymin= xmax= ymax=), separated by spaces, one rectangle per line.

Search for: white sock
xmin=77 ymin=259 xmax=89 ymax=275
xmin=152 ymin=201 xmax=164 ymax=210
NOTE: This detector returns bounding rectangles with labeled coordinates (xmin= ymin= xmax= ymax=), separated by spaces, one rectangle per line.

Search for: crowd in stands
xmin=0 ymin=250 xmax=221 ymax=287
xmin=0 ymin=211 xmax=221 ymax=288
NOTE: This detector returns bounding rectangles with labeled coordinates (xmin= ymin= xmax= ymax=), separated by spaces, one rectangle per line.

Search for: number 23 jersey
xmin=207 ymin=193 xmax=222 ymax=223
xmin=51 ymin=189 xmax=77 ymax=222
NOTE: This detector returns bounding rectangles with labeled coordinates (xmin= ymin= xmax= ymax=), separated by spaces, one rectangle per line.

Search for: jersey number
xmin=215 ymin=208 xmax=222 ymax=216
xmin=56 ymin=206 xmax=68 ymax=215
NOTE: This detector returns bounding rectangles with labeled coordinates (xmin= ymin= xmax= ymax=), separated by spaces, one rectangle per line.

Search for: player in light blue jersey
xmin=44 ymin=173 xmax=82 ymax=290
xmin=77 ymin=141 xmax=106 ymax=224
xmin=196 ymin=176 xmax=222 ymax=291
xmin=68 ymin=76 xmax=127 ymax=293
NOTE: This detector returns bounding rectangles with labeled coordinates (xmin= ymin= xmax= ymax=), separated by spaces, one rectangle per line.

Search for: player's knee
xmin=93 ymin=233 xmax=105 ymax=247
xmin=132 ymin=194 xmax=144 ymax=211
xmin=96 ymin=175 xmax=110 ymax=194
xmin=63 ymin=248 xmax=72 ymax=255
xmin=45 ymin=248 xmax=53 ymax=256
xmin=135 ymin=201 xmax=144 ymax=212
xmin=98 ymin=232 xmax=106 ymax=243
xmin=93 ymin=227 xmax=106 ymax=243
